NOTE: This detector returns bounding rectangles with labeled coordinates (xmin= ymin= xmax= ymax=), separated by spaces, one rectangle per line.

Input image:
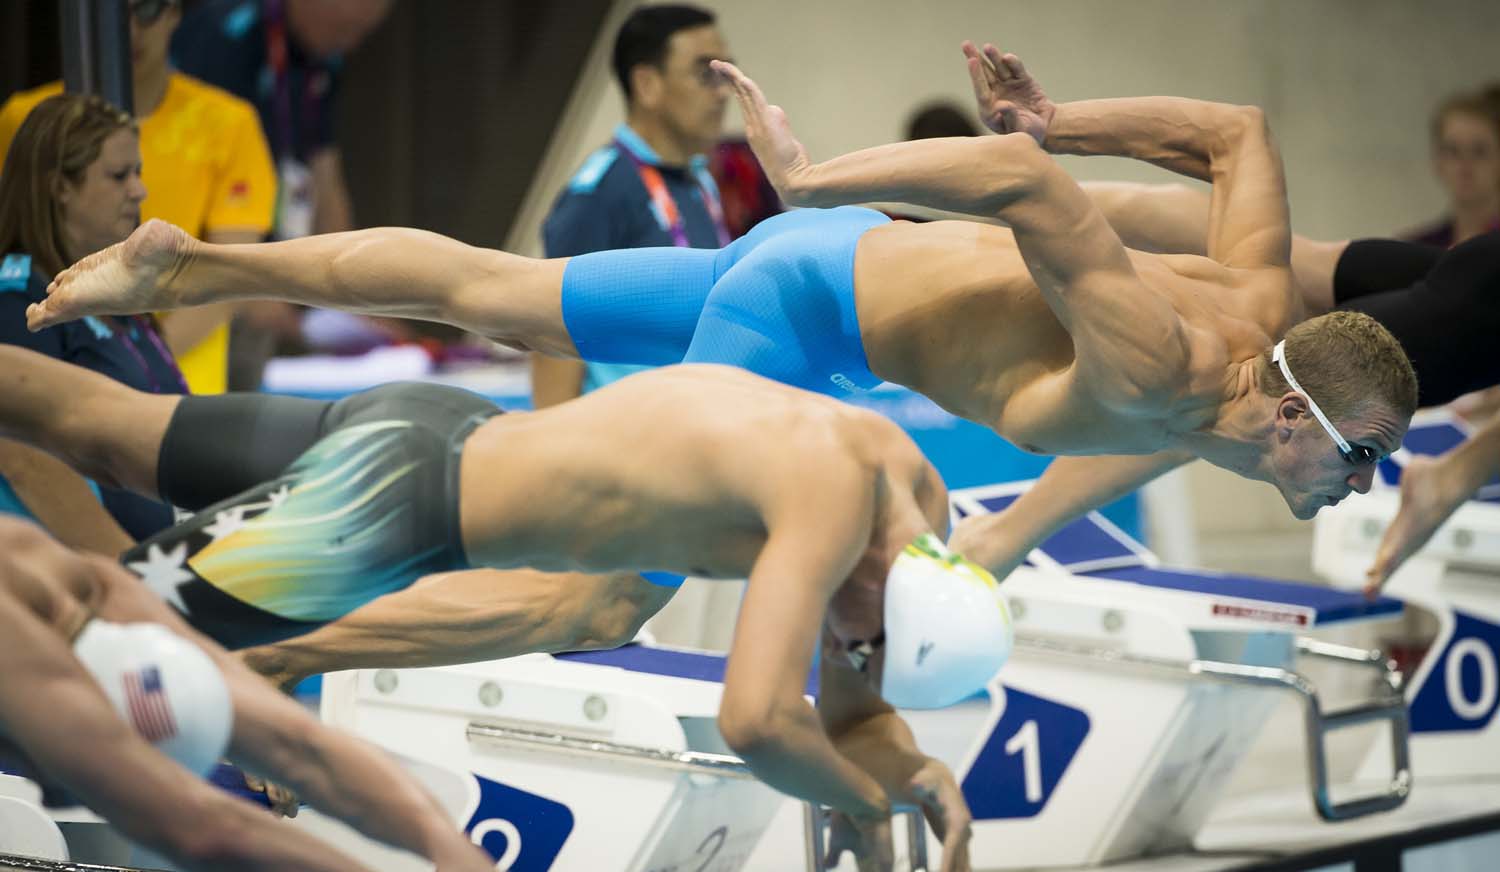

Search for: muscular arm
xmin=950 ymin=451 xmax=1192 ymax=580
xmin=529 ymin=354 xmax=587 ymax=409
xmin=1368 ymin=411 xmax=1500 ymax=590
xmin=1079 ymin=181 xmax=1347 ymax=313
xmin=0 ymin=597 xmax=375 ymax=870
xmin=88 ymin=563 xmax=490 ymax=871
xmin=718 ymin=483 xmax=890 ymax=820
xmin=0 ymin=440 xmax=133 ymax=555
xmin=1046 ymin=97 xmax=1290 ymax=270
xmin=310 ymin=148 xmax=356 ymax=236
xmin=240 ymin=569 xmax=672 ymax=690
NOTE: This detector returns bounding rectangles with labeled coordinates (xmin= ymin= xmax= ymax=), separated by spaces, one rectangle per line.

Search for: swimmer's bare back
xmin=456 ymin=364 xmax=943 ymax=580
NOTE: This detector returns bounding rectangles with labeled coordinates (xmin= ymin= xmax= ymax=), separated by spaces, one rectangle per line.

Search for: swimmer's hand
xmin=948 ymin=510 xmax=1030 ymax=585
xmin=27 ymin=219 xmax=193 ymax=332
xmin=961 ymin=42 xmax=1055 ymax=146
xmin=823 ymin=809 xmax=894 ymax=871
xmin=711 ymin=60 xmax=815 ymax=206
xmin=906 ymin=758 xmax=973 ymax=872
xmin=1365 ymin=453 xmax=1474 ymax=596
xmin=242 ymin=771 xmax=300 ymax=818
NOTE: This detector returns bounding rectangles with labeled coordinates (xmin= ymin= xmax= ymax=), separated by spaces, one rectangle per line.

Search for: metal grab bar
xmin=0 ymin=855 xmax=160 ymax=872
xmin=1014 ymin=634 xmax=1411 ymax=822
xmin=466 ymin=722 xmax=932 ymax=870
xmin=467 ymin=723 xmax=757 ymax=779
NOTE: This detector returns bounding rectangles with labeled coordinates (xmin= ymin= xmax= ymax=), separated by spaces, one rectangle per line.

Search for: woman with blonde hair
xmin=0 ymin=94 xmax=186 ymax=550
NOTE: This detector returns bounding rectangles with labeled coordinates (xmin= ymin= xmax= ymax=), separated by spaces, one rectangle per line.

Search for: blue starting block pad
xmin=1085 ymin=565 xmax=1403 ymax=626
xmin=954 ymin=481 xmax=1404 ymax=627
xmin=1381 ymin=417 xmax=1500 ymax=503
xmin=556 ymin=645 xmax=820 ymax=697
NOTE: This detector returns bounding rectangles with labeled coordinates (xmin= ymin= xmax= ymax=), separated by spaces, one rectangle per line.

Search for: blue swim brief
xmin=559 ymin=206 xmax=891 ymax=396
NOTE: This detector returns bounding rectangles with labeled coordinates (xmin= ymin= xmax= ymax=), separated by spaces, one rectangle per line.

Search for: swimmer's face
xmin=1433 ymin=111 xmax=1500 ymax=208
xmin=1270 ymin=398 xmax=1405 ymax=520
xmin=639 ymin=24 xmax=732 ymax=155
xmin=57 ymin=129 xmax=145 ymax=263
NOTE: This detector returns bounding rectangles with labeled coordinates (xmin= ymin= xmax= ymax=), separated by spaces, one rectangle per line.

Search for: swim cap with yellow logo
xmin=881 ymin=533 xmax=1013 ymax=709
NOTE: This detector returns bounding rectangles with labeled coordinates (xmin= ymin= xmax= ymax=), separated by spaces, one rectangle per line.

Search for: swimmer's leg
xmin=34 ymin=220 xmax=585 ymax=357
xmin=1335 ymin=233 xmax=1500 ymax=407
xmin=559 ymin=246 xmax=720 ymax=365
xmin=126 ymin=417 xmax=474 ymax=649
xmin=156 ymin=393 xmax=332 ymax=510
xmin=0 ymin=345 xmax=180 ymax=499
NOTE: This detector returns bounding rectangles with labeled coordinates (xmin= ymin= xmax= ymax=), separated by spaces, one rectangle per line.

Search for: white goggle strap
xmin=1272 ymin=340 xmax=1352 ymax=455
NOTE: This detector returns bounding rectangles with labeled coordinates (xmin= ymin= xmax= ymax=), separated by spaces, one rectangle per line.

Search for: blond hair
xmin=1258 ymin=311 xmax=1418 ymax=421
xmin=0 ymin=94 xmax=135 ymax=279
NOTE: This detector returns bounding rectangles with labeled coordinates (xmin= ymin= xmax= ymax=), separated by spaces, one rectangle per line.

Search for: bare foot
xmin=1366 ymin=454 xmax=1476 ymax=593
xmin=26 ymin=219 xmax=193 ymax=331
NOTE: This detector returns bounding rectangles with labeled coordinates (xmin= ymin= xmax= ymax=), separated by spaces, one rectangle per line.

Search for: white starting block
xmin=298 ymin=482 xmax=1410 ymax=871
xmin=310 ymin=651 xmax=830 ymax=872
xmin=1314 ymin=411 xmax=1500 ymax=784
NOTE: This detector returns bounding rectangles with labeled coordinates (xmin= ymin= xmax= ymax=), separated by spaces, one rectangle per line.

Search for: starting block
xmin=1314 ymin=411 xmax=1500 ymax=784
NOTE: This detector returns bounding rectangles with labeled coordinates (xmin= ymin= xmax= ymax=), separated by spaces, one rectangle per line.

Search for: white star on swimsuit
xmin=266 ymin=484 xmax=291 ymax=509
xmin=126 ymin=542 xmax=195 ymax=613
xmin=203 ymin=505 xmax=249 ymax=541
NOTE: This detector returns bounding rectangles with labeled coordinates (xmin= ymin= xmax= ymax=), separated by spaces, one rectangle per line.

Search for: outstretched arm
xmin=714 ymin=59 xmax=1061 ymax=219
xmin=950 ymin=451 xmax=1192 ymax=581
xmin=89 ymin=559 xmax=492 ymax=872
xmin=28 ymin=219 xmax=576 ymax=356
xmin=241 ymin=569 xmax=672 ymax=691
xmin=1367 ymin=412 xmax=1500 ymax=592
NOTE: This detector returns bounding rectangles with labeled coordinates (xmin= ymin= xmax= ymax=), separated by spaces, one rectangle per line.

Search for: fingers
xmin=965 ymin=56 xmax=992 ymax=105
xmin=1365 ymin=533 xmax=1400 ymax=596
xmin=710 ymin=59 xmax=768 ymax=114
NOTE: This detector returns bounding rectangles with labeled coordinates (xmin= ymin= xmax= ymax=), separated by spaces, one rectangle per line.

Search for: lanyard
xmin=616 ymin=141 xmax=730 ymax=248
xmin=113 ymin=316 xmax=189 ymax=394
xmin=264 ymin=0 xmax=319 ymax=159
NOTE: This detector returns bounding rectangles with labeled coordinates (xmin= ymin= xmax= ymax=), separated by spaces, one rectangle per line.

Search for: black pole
xmin=57 ymin=0 xmax=133 ymax=114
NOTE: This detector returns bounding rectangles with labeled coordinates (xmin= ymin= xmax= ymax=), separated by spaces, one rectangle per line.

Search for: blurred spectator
xmin=0 ymin=95 xmax=186 ymax=550
xmin=904 ymin=100 xmax=981 ymax=140
xmin=0 ymin=0 xmax=277 ymax=395
xmin=531 ymin=4 xmax=735 ymax=409
xmin=709 ymin=138 xmax=782 ymax=241
xmin=172 ymin=0 xmax=393 ymax=387
xmin=1402 ymin=84 xmax=1500 ymax=248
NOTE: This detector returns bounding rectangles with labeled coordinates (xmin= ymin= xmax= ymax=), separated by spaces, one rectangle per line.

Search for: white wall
xmin=509 ymin=0 xmax=1500 ymax=580
xmin=512 ymin=0 xmax=1500 ymax=255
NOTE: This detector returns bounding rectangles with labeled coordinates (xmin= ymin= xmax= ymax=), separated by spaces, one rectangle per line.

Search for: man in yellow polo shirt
xmin=0 ymin=0 xmax=275 ymax=394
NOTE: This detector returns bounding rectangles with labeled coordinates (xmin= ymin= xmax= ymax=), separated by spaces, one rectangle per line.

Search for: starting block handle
xmin=1192 ymin=650 xmax=1412 ymax=822
xmin=1017 ymin=635 xmax=1413 ymax=823
xmin=803 ymin=804 xmax=932 ymax=872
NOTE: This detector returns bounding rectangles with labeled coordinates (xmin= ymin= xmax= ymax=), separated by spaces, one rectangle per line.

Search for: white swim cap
xmin=881 ymin=533 xmax=1013 ymax=709
xmin=73 ymin=620 xmax=232 ymax=776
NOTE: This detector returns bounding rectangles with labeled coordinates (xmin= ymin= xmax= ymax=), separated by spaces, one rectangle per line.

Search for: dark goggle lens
xmin=131 ymin=0 xmax=171 ymax=25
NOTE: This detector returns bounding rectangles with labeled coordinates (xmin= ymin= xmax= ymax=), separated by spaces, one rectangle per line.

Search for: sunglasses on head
xmin=129 ymin=0 xmax=176 ymax=26
xmin=1272 ymin=340 xmax=1382 ymax=466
